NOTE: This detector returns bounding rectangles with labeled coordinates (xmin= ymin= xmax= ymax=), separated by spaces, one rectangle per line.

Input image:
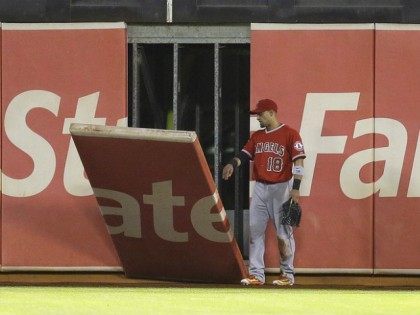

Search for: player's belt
xmin=256 ymin=179 xmax=279 ymax=185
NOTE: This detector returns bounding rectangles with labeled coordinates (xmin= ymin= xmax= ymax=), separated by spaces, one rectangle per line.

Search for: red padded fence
xmin=71 ymin=124 xmax=247 ymax=283
xmin=1 ymin=23 xmax=126 ymax=269
xmin=251 ymin=24 xmax=420 ymax=274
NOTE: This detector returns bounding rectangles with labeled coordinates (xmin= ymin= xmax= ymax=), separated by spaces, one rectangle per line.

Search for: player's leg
xmin=271 ymin=182 xmax=295 ymax=285
xmin=275 ymin=225 xmax=295 ymax=285
xmin=244 ymin=182 xmax=269 ymax=284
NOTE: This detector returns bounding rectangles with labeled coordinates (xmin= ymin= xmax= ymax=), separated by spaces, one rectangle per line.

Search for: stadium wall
xmin=251 ymin=23 xmax=420 ymax=275
xmin=0 ymin=22 xmax=127 ymax=271
xmin=0 ymin=22 xmax=418 ymax=275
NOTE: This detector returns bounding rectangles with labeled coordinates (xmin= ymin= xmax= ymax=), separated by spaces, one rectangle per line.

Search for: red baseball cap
xmin=250 ymin=99 xmax=278 ymax=114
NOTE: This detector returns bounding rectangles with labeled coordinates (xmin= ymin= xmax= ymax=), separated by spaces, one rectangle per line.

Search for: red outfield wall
xmin=0 ymin=23 xmax=418 ymax=274
xmin=71 ymin=124 xmax=247 ymax=283
xmin=374 ymin=24 xmax=420 ymax=273
xmin=251 ymin=23 xmax=420 ymax=274
xmin=1 ymin=23 xmax=126 ymax=269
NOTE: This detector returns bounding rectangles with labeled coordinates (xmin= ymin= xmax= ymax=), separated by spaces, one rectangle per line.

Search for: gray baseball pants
xmin=249 ymin=181 xmax=295 ymax=283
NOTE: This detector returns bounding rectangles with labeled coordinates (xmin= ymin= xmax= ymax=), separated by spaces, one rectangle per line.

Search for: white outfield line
xmin=251 ymin=23 xmax=374 ymax=31
xmin=266 ymin=268 xmax=373 ymax=274
xmin=251 ymin=23 xmax=420 ymax=32
xmin=265 ymin=268 xmax=420 ymax=275
xmin=376 ymin=23 xmax=420 ymax=31
xmin=1 ymin=266 xmax=123 ymax=272
xmin=3 ymin=266 xmax=418 ymax=275
xmin=2 ymin=22 xmax=126 ymax=30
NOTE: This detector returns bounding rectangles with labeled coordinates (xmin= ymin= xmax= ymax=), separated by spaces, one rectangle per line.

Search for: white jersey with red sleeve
xmin=242 ymin=124 xmax=306 ymax=183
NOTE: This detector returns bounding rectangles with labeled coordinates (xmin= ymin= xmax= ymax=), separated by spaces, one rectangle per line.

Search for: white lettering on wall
xmin=1 ymin=89 xmax=126 ymax=197
xmin=299 ymin=92 xmax=360 ymax=196
xmin=2 ymin=90 xmax=60 ymax=197
xmin=299 ymin=92 xmax=418 ymax=199
xmin=62 ymin=92 xmax=106 ymax=196
xmin=143 ymin=181 xmax=187 ymax=242
xmin=93 ymin=182 xmax=231 ymax=243
xmin=371 ymin=118 xmax=407 ymax=197
xmin=340 ymin=118 xmax=374 ymax=199
xmin=340 ymin=118 xmax=407 ymax=198
xmin=94 ymin=188 xmax=141 ymax=238
xmin=2 ymin=90 xmax=418 ymax=201
xmin=190 ymin=191 xmax=233 ymax=243
xmin=408 ymin=132 xmax=420 ymax=197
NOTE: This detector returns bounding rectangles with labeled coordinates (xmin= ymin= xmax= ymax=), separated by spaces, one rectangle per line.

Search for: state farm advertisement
xmin=71 ymin=124 xmax=247 ymax=283
xmin=374 ymin=24 xmax=420 ymax=272
xmin=251 ymin=24 xmax=376 ymax=271
xmin=1 ymin=23 xmax=126 ymax=268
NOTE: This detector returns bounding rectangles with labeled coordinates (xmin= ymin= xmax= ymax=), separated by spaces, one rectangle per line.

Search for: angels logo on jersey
xmin=294 ymin=141 xmax=304 ymax=151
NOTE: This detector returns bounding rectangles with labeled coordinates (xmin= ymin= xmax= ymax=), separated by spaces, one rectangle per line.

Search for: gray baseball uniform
xmin=242 ymin=123 xmax=305 ymax=283
xmin=249 ymin=181 xmax=295 ymax=283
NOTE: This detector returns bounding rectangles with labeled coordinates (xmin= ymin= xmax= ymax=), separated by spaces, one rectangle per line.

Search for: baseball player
xmin=222 ymin=98 xmax=305 ymax=286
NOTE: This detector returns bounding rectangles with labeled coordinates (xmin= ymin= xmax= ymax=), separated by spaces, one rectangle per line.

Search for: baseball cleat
xmin=272 ymin=275 xmax=294 ymax=286
xmin=240 ymin=275 xmax=264 ymax=285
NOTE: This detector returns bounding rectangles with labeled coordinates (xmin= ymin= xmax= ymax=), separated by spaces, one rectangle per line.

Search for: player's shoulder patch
xmin=293 ymin=140 xmax=304 ymax=151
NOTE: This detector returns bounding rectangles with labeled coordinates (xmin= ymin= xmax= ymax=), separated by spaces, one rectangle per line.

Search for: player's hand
xmin=290 ymin=189 xmax=300 ymax=203
xmin=222 ymin=164 xmax=234 ymax=180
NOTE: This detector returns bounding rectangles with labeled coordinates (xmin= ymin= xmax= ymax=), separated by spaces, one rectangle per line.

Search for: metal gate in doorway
xmin=127 ymin=25 xmax=251 ymax=255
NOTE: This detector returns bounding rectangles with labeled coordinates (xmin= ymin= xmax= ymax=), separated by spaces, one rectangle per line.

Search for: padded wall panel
xmin=374 ymin=24 xmax=420 ymax=273
xmin=1 ymin=23 xmax=126 ymax=269
xmin=71 ymin=124 xmax=247 ymax=283
xmin=251 ymin=24 xmax=375 ymax=272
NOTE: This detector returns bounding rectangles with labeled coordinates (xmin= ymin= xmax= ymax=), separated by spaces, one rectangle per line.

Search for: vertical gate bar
xmin=234 ymin=99 xmax=244 ymax=251
xmin=166 ymin=0 xmax=173 ymax=23
xmin=131 ymin=43 xmax=140 ymax=127
xmin=195 ymin=104 xmax=201 ymax=138
xmin=214 ymin=43 xmax=221 ymax=188
xmin=173 ymin=43 xmax=179 ymax=130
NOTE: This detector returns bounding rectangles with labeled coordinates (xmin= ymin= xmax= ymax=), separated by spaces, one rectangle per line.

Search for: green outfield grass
xmin=0 ymin=286 xmax=419 ymax=315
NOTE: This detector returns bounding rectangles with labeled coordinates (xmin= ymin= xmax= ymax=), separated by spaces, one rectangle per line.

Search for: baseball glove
xmin=280 ymin=197 xmax=302 ymax=227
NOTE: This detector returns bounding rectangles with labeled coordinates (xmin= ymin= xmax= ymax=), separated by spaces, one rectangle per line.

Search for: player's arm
xmin=290 ymin=158 xmax=304 ymax=202
xmin=222 ymin=151 xmax=250 ymax=180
